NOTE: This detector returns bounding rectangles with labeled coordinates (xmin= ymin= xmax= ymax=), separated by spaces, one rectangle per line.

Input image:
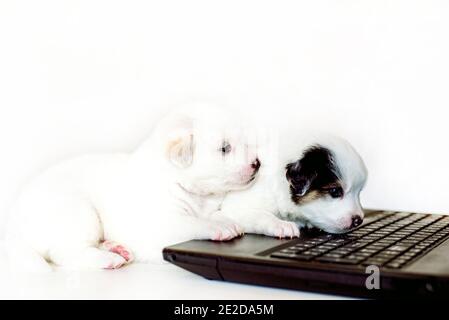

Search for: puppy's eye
xmin=327 ymin=187 xmax=344 ymax=198
xmin=220 ymin=142 xmax=232 ymax=155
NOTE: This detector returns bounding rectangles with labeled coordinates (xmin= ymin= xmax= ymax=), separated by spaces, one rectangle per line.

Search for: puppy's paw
xmin=263 ymin=220 xmax=300 ymax=239
xmin=103 ymin=253 xmax=127 ymax=270
xmin=100 ymin=241 xmax=134 ymax=263
xmin=207 ymin=220 xmax=244 ymax=241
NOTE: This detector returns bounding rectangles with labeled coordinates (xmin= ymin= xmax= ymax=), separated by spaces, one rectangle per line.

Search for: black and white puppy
xmin=219 ymin=131 xmax=368 ymax=237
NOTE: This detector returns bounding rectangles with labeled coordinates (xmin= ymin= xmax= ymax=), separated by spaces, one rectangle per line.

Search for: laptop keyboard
xmin=270 ymin=212 xmax=449 ymax=269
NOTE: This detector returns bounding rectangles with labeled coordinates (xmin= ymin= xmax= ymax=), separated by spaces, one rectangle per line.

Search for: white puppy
xmin=5 ymin=104 xmax=260 ymax=271
xmin=220 ymin=129 xmax=367 ymax=238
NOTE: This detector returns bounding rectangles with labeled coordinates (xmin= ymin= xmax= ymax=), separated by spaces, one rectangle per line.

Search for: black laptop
xmin=163 ymin=210 xmax=449 ymax=298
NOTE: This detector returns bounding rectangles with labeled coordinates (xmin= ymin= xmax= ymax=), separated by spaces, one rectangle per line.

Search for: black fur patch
xmin=285 ymin=145 xmax=342 ymax=204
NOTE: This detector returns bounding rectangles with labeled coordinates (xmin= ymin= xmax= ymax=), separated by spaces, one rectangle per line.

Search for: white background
xmin=0 ymin=0 xmax=448 ymax=299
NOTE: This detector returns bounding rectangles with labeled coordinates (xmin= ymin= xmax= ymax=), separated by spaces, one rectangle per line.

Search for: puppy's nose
xmin=351 ymin=216 xmax=363 ymax=229
xmin=251 ymin=158 xmax=261 ymax=171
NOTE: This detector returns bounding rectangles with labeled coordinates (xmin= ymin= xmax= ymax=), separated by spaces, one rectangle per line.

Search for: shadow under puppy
xmin=220 ymin=131 xmax=368 ymax=238
xmin=5 ymin=104 xmax=260 ymax=271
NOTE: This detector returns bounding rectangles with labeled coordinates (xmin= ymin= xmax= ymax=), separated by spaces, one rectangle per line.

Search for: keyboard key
xmin=360 ymin=248 xmax=378 ymax=254
xmin=332 ymin=248 xmax=355 ymax=255
xmin=362 ymin=258 xmax=388 ymax=266
xmin=347 ymin=256 xmax=368 ymax=263
xmin=279 ymin=249 xmax=297 ymax=254
xmin=386 ymin=262 xmax=403 ymax=268
xmin=388 ymin=245 xmax=409 ymax=252
xmin=302 ymin=250 xmax=324 ymax=256
xmin=346 ymin=242 xmax=367 ymax=249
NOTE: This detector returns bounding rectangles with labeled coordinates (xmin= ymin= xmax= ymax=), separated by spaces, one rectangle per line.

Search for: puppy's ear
xmin=155 ymin=108 xmax=196 ymax=168
xmin=166 ymin=129 xmax=194 ymax=168
xmin=286 ymin=162 xmax=316 ymax=197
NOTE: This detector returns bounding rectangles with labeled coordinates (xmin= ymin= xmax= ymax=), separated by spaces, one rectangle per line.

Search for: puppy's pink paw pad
xmin=212 ymin=231 xmax=226 ymax=241
xmin=211 ymin=230 xmax=234 ymax=241
xmin=100 ymin=241 xmax=134 ymax=263
xmin=110 ymin=245 xmax=131 ymax=262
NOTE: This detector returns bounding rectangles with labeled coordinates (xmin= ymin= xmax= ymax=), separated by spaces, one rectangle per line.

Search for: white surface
xmin=0 ymin=246 xmax=344 ymax=300
xmin=1 ymin=0 xmax=449 ymax=299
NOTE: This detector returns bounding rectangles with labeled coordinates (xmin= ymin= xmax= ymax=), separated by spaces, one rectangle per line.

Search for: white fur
xmin=5 ymin=103 xmax=259 ymax=271
xmin=219 ymin=129 xmax=368 ymax=238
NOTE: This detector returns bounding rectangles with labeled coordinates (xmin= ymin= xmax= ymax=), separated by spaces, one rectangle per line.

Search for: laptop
xmin=163 ymin=210 xmax=449 ymax=298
